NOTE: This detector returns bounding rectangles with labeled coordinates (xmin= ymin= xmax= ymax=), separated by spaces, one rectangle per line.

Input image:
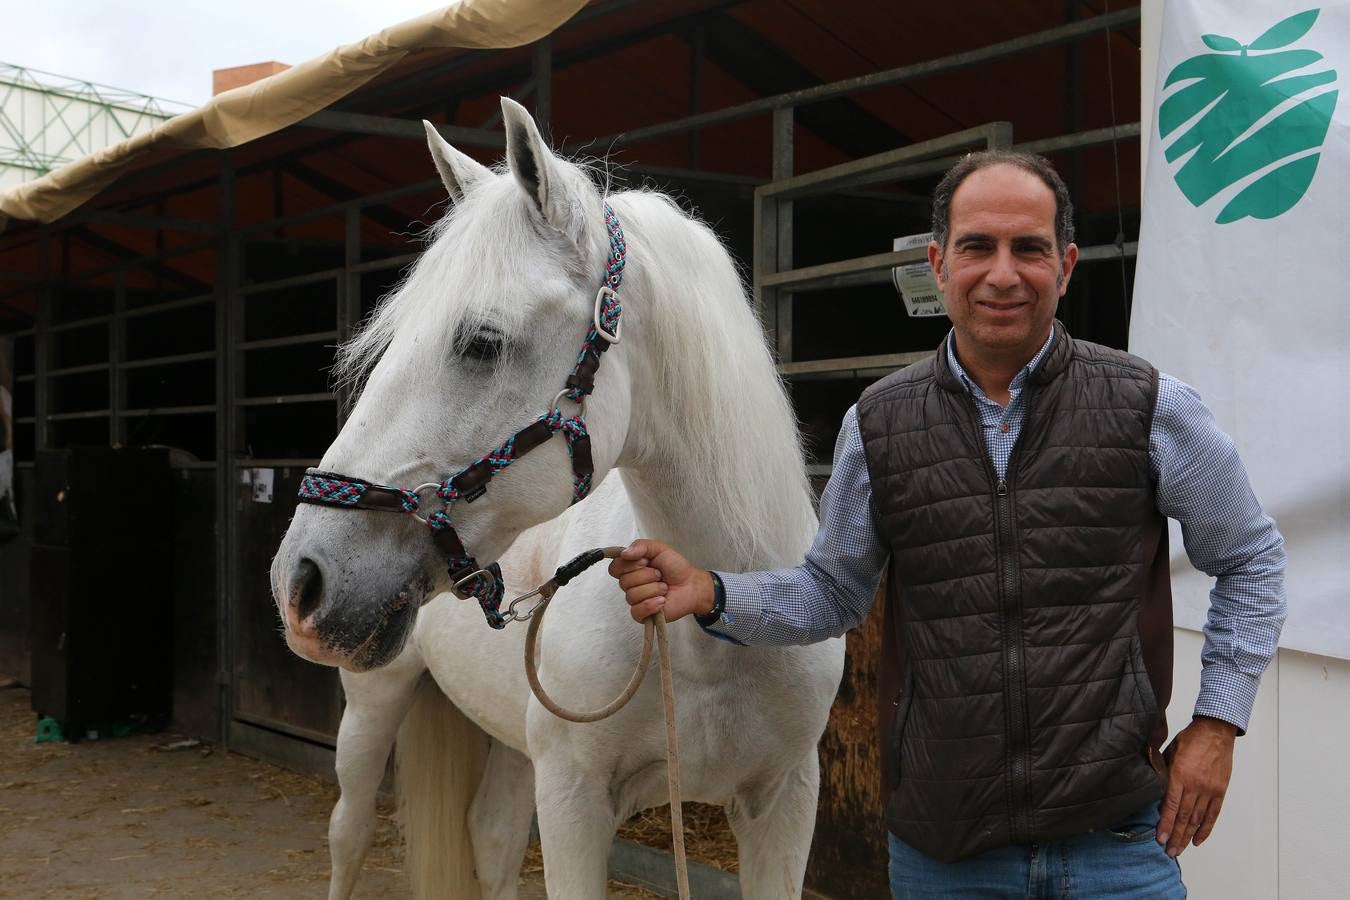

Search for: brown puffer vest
xmin=856 ymin=324 xmax=1173 ymax=863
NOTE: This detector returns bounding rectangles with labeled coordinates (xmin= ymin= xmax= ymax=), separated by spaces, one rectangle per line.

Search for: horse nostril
xmin=295 ymin=558 xmax=324 ymax=622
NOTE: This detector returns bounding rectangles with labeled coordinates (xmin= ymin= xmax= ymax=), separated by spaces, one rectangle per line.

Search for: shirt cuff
xmin=695 ymin=570 xmax=763 ymax=645
xmin=1192 ymin=662 xmax=1260 ymax=736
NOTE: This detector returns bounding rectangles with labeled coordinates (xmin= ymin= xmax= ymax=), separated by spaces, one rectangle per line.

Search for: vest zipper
xmin=964 ymin=387 xmax=1036 ymax=845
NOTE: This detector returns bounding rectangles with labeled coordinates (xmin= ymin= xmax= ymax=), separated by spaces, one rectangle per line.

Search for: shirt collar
xmin=945 ymin=327 xmax=1056 ymax=398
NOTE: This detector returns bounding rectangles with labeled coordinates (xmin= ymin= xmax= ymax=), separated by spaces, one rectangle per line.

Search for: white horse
xmin=271 ymin=97 xmax=844 ymax=899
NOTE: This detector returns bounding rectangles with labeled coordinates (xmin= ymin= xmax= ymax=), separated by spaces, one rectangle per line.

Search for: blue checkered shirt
xmin=713 ymin=332 xmax=1287 ymax=733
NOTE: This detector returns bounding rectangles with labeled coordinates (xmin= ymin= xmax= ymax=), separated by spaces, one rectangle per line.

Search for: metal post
xmin=111 ymin=271 xmax=126 ymax=445
xmin=338 ymin=207 xmax=362 ymax=422
xmin=35 ymin=230 xmax=51 ymax=452
xmin=688 ymin=22 xmax=705 ymax=167
xmin=533 ymin=38 xmax=552 ymax=131
xmin=214 ymin=156 xmax=239 ymax=750
xmin=1064 ymin=1 xmax=1083 ymax=201
xmin=772 ymin=107 xmax=794 ymax=363
xmin=752 ymin=176 xmax=776 ymax=331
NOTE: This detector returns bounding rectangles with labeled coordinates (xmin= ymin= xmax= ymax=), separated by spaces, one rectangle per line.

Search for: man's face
xmin=928 ymin=164 xmax=1078 ymax=364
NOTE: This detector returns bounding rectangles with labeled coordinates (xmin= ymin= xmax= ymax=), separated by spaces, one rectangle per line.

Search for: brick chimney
xmin=212 ymin=61 xmax=291 ymax=96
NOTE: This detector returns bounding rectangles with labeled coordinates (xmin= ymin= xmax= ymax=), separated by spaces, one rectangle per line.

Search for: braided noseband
xmin=296 ymin=204 xmax=627 ymax=628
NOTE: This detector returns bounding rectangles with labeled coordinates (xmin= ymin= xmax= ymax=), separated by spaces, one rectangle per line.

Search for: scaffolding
xmin=0 ymin=63 xmax=191 ymax=188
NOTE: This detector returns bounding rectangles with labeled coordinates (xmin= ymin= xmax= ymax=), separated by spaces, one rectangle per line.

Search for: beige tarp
xmin=0 ymin=0 xmax=587 ymax=228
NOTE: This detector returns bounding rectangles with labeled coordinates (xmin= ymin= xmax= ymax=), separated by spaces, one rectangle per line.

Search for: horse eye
xmin=459 ymin=329 xmax=503 ymax=362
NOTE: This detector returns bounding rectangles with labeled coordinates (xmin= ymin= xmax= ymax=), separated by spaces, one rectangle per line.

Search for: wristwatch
xmin=694 ymin=571 xmax=732 ymax=629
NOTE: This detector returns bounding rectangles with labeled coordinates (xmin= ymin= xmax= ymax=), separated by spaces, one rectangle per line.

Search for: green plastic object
xmin=34 ymin=717 xmax=64 ymax=743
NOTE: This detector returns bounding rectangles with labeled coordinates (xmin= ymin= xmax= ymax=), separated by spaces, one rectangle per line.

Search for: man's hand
xmin=607 ymin=540 xmax=715 ymax=624
xmin=1157 ymin=715 xmax=1237 ymax=857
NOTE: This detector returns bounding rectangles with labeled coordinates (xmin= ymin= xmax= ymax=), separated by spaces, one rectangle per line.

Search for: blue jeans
xmin=888 ymin=806 xmax=1185 ymax=899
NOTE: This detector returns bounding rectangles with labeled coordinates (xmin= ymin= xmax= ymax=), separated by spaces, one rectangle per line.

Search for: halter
xmin=296 ymin=204 xmax=627 ymax=628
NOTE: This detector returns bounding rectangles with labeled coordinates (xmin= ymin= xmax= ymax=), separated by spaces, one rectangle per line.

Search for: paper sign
xmin=249 ymin=468 xmax=274 ymax=503
xmin=891 ymin=233 xmax=946 ymax=317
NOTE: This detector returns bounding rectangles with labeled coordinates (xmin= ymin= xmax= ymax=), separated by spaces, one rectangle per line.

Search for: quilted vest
xmin=857 ymin=324 xmax=1173 ymax=863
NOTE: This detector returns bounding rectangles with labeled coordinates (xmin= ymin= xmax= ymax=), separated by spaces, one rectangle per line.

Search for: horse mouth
xmin=313 ymin=574 xmax=433 ymax=671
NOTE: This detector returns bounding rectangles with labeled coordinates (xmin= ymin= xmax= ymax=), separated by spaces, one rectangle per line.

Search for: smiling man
xmin=609 ymin=151 xmax=1287 ymax=898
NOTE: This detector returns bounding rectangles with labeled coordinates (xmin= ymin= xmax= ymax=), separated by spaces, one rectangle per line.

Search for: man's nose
xmin=985 ymin=246 xmax=1020 ymax=290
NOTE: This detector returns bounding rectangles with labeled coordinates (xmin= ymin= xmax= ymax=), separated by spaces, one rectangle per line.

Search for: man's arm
xmin=610 ymin=405 xmax=888 ymax=645
xmin=1150 ymin=373 xmax=1287 ymax=857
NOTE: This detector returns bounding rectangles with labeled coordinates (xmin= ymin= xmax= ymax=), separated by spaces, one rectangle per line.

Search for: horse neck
xmin=610 ymin=194 xmax=817 ymax=574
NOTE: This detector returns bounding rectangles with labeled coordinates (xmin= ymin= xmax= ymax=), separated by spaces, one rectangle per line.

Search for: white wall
xmin=1145 ymin=4 xmax=1350 ymax=897
xmin=1166 ymin=640 xmax=1350 ymax=899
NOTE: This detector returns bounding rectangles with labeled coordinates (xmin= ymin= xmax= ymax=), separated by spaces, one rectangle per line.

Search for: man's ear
xmin=1057 ymin=242 xmax=1079 ymax=296
xmin=423 ymin=120 xmax=491 ymax=203
xmin=928 ymin=240 xmax=948 ymax=292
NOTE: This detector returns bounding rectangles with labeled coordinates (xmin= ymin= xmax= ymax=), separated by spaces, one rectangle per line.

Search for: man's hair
xmin=930 ymin=150 xmax=1076 ymax=253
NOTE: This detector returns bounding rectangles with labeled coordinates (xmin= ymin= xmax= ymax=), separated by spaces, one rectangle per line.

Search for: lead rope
xmin=521 ymin=546 xmax=691 ymax=900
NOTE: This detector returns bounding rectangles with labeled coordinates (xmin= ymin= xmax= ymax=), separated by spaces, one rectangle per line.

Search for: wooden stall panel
xmin=232 ymin=465 xmax=342 ymax=744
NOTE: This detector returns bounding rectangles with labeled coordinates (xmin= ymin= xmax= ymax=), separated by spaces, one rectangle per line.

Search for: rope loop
xmin=521 ymin=545 xmax=689 ymax=898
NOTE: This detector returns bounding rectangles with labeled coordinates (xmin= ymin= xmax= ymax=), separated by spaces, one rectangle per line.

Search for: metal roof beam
xmin=281 ymin=161 xmax=420 ymax=235
xmin=299 ymin=110 xmax=506 ymax=148
xmin=67 ymin=210 xmax=220 ymax=233
xmin=67 ymin=226 xmax=210 ymax=291
xmin=688 ymin=11 xmax=909 ymax=159
xmin=599 ymin=6 xmax=1141 ymax=146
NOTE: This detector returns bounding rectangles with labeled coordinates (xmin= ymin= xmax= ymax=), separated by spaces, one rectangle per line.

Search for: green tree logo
xmin=1159 ymin=9 xmax=1339 ymax=223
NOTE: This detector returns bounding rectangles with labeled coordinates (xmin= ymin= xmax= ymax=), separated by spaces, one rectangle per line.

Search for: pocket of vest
xmin=886 ymin=684 xmax=915 ymax=789
xmin=1127 ymin=636 xmax=1159 ymax=720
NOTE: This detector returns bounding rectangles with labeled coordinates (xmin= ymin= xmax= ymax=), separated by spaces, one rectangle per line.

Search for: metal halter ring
xmin=408 ymin=482 xmax=444 ymax=524
xmin=593 ymin=285 xmax=622 ymax=344
xmin=551 ymin=388 xmax=585 ymax=417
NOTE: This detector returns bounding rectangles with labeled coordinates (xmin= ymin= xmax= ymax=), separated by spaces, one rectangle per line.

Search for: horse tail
xmin=396 ymin=676 xmax=490 ymax=900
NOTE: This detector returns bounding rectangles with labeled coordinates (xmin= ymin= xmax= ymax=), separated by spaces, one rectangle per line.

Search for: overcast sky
xmin=0 ymin=1 xmax=449 ymax=107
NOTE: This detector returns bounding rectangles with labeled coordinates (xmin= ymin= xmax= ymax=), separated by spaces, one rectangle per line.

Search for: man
xmin=609 ymin=151 xmax=1286 ymax=898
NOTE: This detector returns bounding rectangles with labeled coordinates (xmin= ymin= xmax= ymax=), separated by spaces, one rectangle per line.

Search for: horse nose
xmin=286 ymin=557 xmax=325 ymax=636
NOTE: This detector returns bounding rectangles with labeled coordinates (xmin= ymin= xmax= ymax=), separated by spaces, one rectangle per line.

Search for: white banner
xmin=1131 ymin=3 xmax=1348 ymax=659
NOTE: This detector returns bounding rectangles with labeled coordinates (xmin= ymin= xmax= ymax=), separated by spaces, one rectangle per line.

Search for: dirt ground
xmin=0 ymin=686 xmax=670 ymax=899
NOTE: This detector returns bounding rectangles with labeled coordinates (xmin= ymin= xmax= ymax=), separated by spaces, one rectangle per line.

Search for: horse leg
xmin=327 ymin=655 xmax=424 ymax=900
xmin=534 ymin=759 xmax=617 ymax=899
xmin=468 ymin=741 xmax=536 ymax=900
xmin=727 ymin=751 xmax=821 ymax=900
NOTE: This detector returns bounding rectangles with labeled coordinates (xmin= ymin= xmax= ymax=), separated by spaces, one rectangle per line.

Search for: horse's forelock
xmin=334 ymin=158 xmax=608 ymax=398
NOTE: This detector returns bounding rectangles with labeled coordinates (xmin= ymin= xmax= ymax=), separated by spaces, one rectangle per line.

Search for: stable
xmin=0 ymin=3 xmax=1143 ymax=896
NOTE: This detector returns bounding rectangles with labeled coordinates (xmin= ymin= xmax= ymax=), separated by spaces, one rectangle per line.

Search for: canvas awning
xmin=0 ymin=0 xmax=587 ymax=229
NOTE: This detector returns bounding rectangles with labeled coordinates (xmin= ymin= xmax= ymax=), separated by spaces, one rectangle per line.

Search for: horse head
xmin=271 ymin=98 xmax=633 ymax=671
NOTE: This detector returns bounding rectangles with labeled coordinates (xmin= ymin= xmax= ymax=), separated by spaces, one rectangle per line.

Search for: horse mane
xmin=335 ymin=160 xmax=815 ymax=571
xmin=606 ymin=188 xmax=816 ymax=570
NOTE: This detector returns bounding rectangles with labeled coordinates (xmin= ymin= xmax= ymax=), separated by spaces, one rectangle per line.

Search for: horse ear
xmin=423 ymin=120 xmax=490 ymax=203
xmin=500 ymin=97 xmax=572 ymax=234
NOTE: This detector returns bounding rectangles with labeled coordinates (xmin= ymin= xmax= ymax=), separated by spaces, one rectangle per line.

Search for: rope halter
xmin=296 ymin=204 xmax=627 ymax=628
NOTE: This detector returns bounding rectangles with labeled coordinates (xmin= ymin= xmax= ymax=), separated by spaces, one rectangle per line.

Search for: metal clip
xmin=504 ymin=585 xmax=549 ymax=623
